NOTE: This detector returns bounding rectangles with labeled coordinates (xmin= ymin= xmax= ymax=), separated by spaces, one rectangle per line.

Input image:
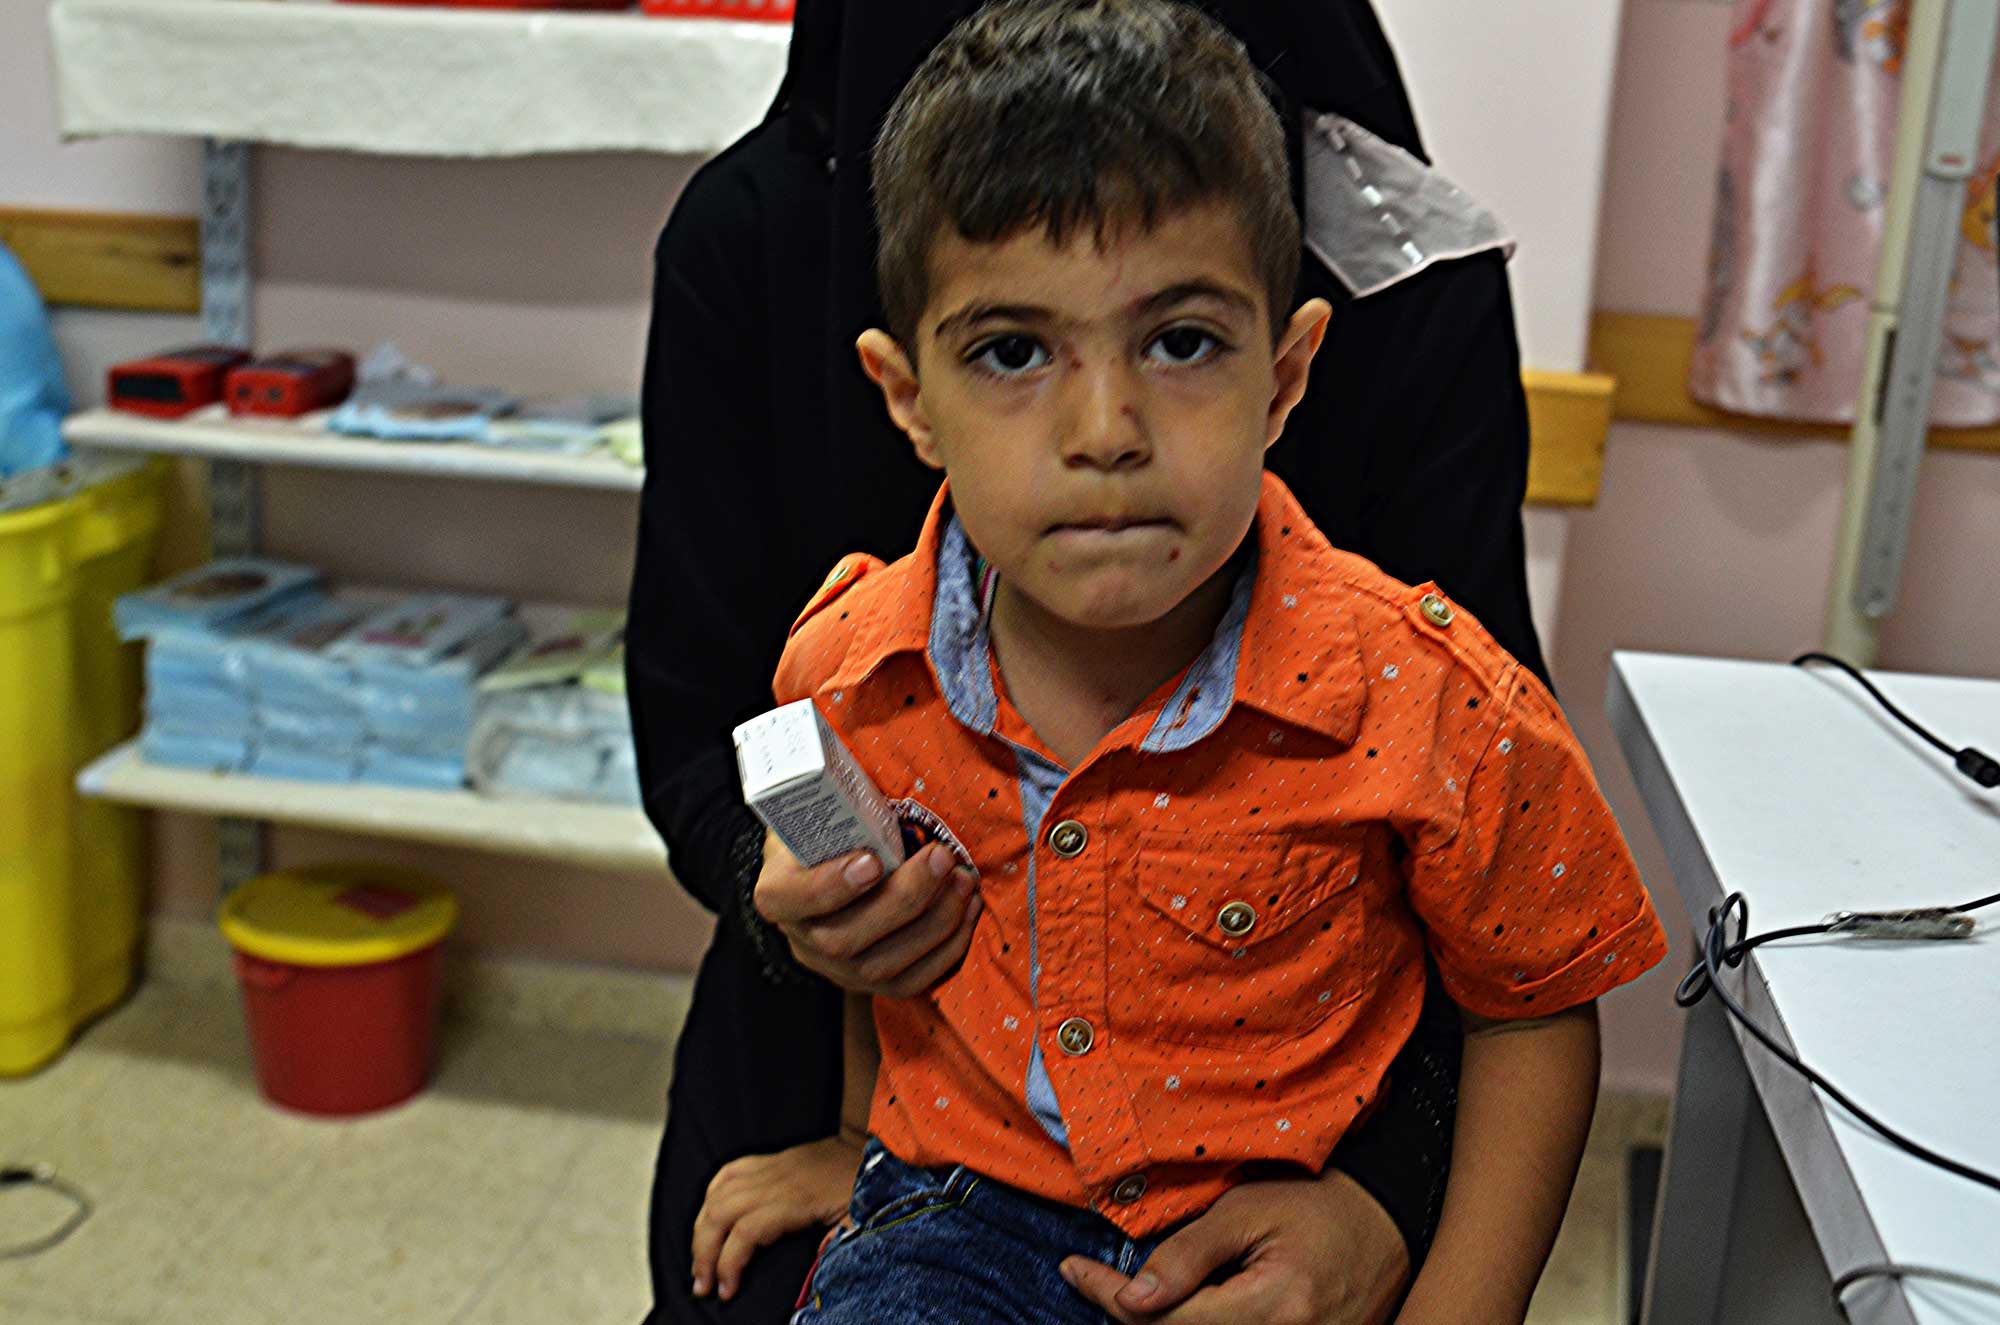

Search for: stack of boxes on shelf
xmin=115 ymin=559 xmax=641 ymax=801
xmin=241 ymin=595 xmax=378 ymax=782
xmin=467 ymin=609 xmax=639 ymax=806
xmin=118 ymin=559 xmax=525 ymax=790
xmin=339 ymin=594 xmax=524 ymax=788
xmin=115 ymin=559 xmax=321 ymax=772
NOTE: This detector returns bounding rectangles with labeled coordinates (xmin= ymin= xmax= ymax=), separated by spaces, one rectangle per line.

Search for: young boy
xmin=695 ymin=2 xmax=1667 ymax=1319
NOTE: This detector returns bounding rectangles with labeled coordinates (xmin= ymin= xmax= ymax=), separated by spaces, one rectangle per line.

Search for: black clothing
xmin=628 ymin=5 xmax=1546 ymax=1320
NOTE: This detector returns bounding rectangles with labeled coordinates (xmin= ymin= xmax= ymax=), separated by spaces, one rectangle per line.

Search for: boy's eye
xmin=968 ymin=335 xmax=1050 ymax=377
xmin=1146 ymin=326 xmax=1225 ymax=366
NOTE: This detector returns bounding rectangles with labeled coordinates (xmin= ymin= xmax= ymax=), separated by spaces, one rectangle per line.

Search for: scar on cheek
xmin=1167 ymin=548 xmax=1181 ymax=562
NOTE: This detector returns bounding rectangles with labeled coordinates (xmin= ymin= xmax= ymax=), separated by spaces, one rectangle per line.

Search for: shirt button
xmin=1111 ymin=1174 xmax=1148 ymax=1204
xmin=1217 ymin=900 xmax=1258 ymax=938
xmin=1048 ymin=820 xmax=1088 ymax=857
xmin=1420 ymin=592 xmax=1454 ymax=627
xmin=1056 ymin=1017 xmax=1095 ymax=1056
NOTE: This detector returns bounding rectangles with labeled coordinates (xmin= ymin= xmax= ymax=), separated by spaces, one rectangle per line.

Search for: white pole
xmin=1824 ymin=0 xmax=2000 ymax=661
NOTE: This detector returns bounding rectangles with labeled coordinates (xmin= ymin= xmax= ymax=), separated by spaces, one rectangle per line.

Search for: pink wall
xmin=1567 ymin=0 xmax=2000 ymax=1092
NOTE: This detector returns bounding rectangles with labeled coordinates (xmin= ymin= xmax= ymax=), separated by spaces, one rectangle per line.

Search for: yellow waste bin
xmin=0 ymin=454 xmax=165 ymax=1075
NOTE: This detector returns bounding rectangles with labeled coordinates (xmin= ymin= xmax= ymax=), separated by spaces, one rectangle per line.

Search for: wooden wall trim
xmin=1522 ymin=369 xmax=1615 ymax=507
xmin=1589 ymin=310 xmax=2000 ymax=456
xmin=0 ymin=206 xmax=200 ymax=315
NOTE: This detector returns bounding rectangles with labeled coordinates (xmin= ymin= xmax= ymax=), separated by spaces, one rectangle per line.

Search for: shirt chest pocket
xmin=1110 ymin=830 xmax=1370 ymax=1050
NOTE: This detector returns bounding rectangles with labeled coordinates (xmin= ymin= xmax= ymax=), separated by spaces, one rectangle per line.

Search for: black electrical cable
xmin=1676 ymin=890 xmax=2000 ymax=1195
xmin=1834 ymin=1262 xmax=2000 ymax=1303
xmin=1668 ymin=654 xmax=2000 ymax=1306
xmin=1794 ymin=651 xmax=2000 ymax=787
xmin=0 ymin=1164 xmax=92 ymax=1259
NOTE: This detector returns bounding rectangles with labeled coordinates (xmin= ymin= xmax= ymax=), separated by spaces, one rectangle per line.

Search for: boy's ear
xmin=856 ymin=329 xmax=944 ymax=470
xmin=1265 ymin=298 xmax=1333 ymax=450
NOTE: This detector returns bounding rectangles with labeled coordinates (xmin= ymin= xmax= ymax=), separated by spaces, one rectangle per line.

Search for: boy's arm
xmin=1394 ymin=1001 xmax=1601 ymax=1325
xmin=690 ymin=995 xmax=878 ymax=1301
xmin=841 ymin=991 xmax=881 ymax=1147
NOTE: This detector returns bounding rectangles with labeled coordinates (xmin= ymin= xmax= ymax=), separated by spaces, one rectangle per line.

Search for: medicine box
xmin=734 ymin=700 xmax=905 ymax=871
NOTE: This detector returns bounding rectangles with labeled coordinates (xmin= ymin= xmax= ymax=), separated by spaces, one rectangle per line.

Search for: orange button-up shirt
xmin=774 ymin=471 xmax=1666 ymax=1237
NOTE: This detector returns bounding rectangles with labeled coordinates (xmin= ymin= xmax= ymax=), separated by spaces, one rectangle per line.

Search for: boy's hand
xmin=754 ymin=828 xmax=982 ymax=998
xmin=690 ymin=1134 xmax=865 ymax=1302
xmin=1058 ymin=1170 xmax=1407 ymax=1325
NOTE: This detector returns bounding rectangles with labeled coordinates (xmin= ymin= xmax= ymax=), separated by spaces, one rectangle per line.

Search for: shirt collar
xmin=825 ymin=473 xmax=1367 ymax=750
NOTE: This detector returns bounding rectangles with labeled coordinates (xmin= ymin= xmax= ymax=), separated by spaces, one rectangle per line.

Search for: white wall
xmin=1377 ymin=0 xmax=1626 ymax=372
xmin=1376 ymin=0 xmax=1630 ymax=695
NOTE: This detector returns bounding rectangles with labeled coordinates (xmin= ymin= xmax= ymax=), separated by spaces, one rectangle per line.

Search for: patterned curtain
xmin=1691 ymin=0 xmax=2000 ymax=425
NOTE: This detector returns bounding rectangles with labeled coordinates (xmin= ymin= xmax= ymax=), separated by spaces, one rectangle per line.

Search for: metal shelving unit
xmin=46 ymin=0 xmax=784 ymax=878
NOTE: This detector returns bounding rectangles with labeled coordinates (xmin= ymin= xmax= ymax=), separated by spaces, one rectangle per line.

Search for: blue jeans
xmin=792 ymin=1141 xmax=1173 ymax=1324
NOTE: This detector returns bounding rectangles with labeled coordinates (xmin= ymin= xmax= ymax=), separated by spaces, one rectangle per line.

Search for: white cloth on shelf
xmin=50 ymin=0 xmax=789 ymax=158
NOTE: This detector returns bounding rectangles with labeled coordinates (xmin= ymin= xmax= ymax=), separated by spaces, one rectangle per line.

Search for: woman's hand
xmin=1058 ymin=1169 xmax=1409 ymax=1325
xmin=753 ymin=828 xmax=982 ymax=997
xmin=690 ymin=1133 xmax=866 ymax=1302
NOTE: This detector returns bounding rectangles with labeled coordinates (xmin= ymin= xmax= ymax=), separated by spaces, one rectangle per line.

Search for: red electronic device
xmin=641 ymin=0 xmax=791 ymax=20
xmin=107 ymin=345 xmax=251 ymax=419
xmin=225 ymin=350 xmax=358 ymax=418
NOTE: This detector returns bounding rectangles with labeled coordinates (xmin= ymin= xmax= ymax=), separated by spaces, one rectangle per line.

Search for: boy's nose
xmin=1062 ymin=361 xmax=1151 ymax=472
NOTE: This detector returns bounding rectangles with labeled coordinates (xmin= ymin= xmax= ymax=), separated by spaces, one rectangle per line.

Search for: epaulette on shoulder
xmin=1320 ymin=547 xmax=1520 ymax=695
xmin=789 ymin=553 xmax=884 ymax=639
xmin=1391 ymin=580 xmax=1516 ymax=690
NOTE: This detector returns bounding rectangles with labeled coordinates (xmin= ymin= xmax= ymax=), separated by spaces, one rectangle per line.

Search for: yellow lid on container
xmin=219 ymin=865 xmax=457 ymax=968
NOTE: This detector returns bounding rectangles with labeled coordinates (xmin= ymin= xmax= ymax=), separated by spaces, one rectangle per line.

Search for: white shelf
xmin=49 ymin=0 xmax=789 ymax=158
xmin=64 ymin=407 xmax=644 ymax=492
xmin=79 ymin=740 xmax=668 ymax=873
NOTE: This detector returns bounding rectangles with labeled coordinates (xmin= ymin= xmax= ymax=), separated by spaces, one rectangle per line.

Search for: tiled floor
xmin=1 ymin=974 xmax=1662 ymax=1324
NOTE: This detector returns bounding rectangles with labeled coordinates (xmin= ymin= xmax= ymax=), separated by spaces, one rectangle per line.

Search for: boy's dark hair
xmin=870 ymin=0 xmax=1299 ymax=352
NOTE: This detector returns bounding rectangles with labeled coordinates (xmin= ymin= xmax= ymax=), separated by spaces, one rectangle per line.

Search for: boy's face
xmin=858 ymin=200 xmax=1329 ymax=634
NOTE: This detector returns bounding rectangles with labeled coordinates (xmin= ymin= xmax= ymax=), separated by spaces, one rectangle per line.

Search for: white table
xmin=1608 ymin=652 xmax=2000 ymax=1325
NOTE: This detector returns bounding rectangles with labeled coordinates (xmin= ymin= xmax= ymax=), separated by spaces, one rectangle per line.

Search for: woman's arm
xmin=1396 ymin=1003 xmax=1602 ymax=1324
xmin=1061 ymin=1166 xmax=1411 ymax=1325
xmin=626 ymin=136 xmax=810 ymax=982
xmin=841 ymin=991 xmax=882 ymax=1144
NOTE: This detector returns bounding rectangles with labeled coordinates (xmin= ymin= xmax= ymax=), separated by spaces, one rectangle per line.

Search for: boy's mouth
xmin=1047 ymin=515 xmax=1176 ymax=535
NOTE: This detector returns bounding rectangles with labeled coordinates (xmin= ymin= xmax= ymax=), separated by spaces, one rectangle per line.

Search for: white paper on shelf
xmin=50 ymin=0 xmax=791 ymax=158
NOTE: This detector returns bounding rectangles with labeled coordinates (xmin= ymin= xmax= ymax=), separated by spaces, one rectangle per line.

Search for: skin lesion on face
xmin=855 ymin=198 xmax=1329 ymax=653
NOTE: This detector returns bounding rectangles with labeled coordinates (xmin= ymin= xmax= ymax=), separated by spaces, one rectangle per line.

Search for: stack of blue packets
xmin=119 ymin=560 xmax=325 ymax=772
xmin=467 ymin=613 xmax=639 ymax=806
xmin=140 ymin=621 xmax=259 ymax=771
xmin=115 ymin=558 xmax=322 ymax=643
xmin=330 ymin=593 xmax=526 ymax=790
xmin=242 ymin=596 xmax=378 ymax=783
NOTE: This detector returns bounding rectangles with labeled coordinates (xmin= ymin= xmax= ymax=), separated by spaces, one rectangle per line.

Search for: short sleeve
xmin=1405 ymin=663 xmax=1668 ymax=1020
